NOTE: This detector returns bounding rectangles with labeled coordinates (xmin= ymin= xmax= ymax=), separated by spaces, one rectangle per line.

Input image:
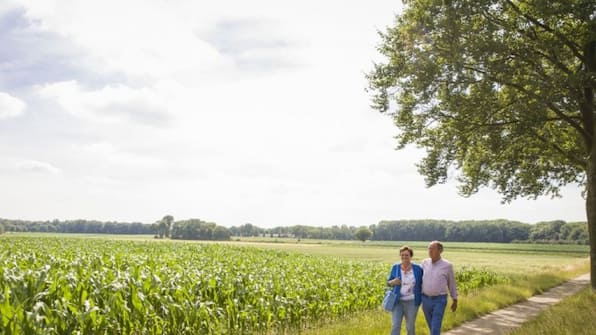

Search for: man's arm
xmin=448 ymin=264 xmax=458 ymax=312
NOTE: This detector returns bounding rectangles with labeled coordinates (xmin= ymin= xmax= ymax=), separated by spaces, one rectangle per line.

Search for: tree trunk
xmin=585 ymin=41 xmax=596 ymax=290
xmin=588 ymin=155 xmax=596 ymax=290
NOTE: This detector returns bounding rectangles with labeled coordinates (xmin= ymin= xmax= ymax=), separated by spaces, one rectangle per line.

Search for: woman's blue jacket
xmin=387 ymin=263 xmax=423 ymax=306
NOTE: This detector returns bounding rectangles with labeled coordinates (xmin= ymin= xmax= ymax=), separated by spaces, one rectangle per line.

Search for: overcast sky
xmin=0 ymin=0 xmax=585 ymax=227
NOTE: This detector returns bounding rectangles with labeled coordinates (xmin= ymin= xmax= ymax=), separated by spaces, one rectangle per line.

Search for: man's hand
xmin=451 ymin=299 xmax=458 ymax=312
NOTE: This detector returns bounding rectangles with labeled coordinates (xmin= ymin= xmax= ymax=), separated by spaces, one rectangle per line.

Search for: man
xmin=421 ymin=241 xmax=458 ymax=335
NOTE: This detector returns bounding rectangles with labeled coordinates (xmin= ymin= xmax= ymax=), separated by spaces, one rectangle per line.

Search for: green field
xmin=0 ymin=233 xmax=590 ymax=334
xmin=227 ymin=237 xmax=589 ymax=275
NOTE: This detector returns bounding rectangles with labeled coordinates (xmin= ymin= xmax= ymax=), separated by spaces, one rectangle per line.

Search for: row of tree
xmin=0 ymin=218 xmax=588 ymax=244
xmin=0 ymin=216 xmax=233 ymax=241
xmin=171 ymin=219 xmax=231 ymax=241
xmin=228 ymin=223 xmax=356 ymax=240
xmin=0 ymin=218 xmax=154 ymax=234
xmin=372 ymin=220 xmax=588 ymax=244
xmin=152 ymin=216 xmax=231 ymax=240
xmin=223 ymin=220 xmax=589 ymax=244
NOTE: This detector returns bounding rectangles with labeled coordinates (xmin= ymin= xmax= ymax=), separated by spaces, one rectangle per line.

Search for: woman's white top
xmin=399 ymin=268 xmax=416 ymax=301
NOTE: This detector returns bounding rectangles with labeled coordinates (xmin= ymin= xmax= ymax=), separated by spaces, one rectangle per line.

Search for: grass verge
xmin=508 ymin=287 xmax=596 ymax=335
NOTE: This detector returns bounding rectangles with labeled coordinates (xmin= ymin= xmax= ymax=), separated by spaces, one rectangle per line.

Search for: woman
xmin=387 ymin=246 xmax=423 ymax=335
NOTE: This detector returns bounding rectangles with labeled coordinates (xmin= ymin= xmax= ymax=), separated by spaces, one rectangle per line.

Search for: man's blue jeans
xmin=391 ymin=299 xmax=418 ymax=335
xmin=421 ymin=294 xmax=447 ymax=335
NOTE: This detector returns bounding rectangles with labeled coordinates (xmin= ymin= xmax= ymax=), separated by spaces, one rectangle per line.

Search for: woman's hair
xmin=399 ymin=245 xmax=413 ymax=257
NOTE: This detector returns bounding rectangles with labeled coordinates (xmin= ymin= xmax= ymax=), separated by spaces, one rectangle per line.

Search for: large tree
xmin=162 ymin=215 xmax=174 ymax=238
xmin=355 ymin=227 xmax=373 ymax=242
xmin=367 ymin=0 xmax=596 ymax=288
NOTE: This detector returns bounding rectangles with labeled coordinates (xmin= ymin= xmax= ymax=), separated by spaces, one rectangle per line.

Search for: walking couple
xmin=386 ymin=241 xmax=458 ymax=335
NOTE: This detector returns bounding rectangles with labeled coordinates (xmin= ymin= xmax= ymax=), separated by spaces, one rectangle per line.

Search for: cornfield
xmin=0 ymin=237 xmax=386 ymax=334
xmin=455 ymin=266 xmax=509 ymax=294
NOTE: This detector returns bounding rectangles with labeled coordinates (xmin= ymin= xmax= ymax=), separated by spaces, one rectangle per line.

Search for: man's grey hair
xmin=429 ymin=240 xmax=443 ymax=252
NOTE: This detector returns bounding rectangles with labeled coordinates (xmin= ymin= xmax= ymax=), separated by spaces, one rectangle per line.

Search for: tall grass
xmin=508 ymin=288 xmax=596 ymax=335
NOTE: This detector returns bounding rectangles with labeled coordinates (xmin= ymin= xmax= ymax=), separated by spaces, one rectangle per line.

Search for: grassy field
xmin=226 ymin=237 xmax=589 ymax=276
xmin=1 ymin=233 xmax=591 ymax=334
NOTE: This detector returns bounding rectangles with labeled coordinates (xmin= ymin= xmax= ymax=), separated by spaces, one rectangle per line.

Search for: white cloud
xmin=0 ymin=92 xmax=25 ymax=119
xmin=0 ymin=0 xmax=19 ymax=12
xmin=15 ymin=0 xmax=229 ymax=80
xmin=16 ymin=159 xmax=60 ymax=174
xmin=73 ymin=141 xmax=169 ymax=173
xmin=37 ymin=81 xmax=171 ymax=125
xmin=12 ymin=0 xmax=394 ymax=82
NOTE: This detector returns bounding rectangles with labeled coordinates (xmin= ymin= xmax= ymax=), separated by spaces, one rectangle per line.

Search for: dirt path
xmin=444 ymin=273 xmax=591 ymax=335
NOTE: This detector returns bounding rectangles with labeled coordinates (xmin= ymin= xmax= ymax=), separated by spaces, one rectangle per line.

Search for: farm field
xmin=0 ymin=233 xmax=590 ymax=334
xmin=1 ymin=236 xmax=389 ymax=334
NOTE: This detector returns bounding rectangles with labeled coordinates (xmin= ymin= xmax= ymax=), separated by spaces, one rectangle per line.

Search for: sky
xmin=0 ymin=0 xmax=585 ymax=227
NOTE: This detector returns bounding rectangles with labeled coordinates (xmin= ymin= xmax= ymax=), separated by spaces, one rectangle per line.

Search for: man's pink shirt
xmin=421 ymin=258 xmax=458 ymax=299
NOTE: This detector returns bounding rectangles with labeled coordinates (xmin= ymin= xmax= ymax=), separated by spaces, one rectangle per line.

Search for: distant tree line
xmin=171 ymin=219 xmax=231 ymax=241
xmin=373 ymin=220 xmax=587 ymax=244
xmin=373 ymin=220 xmax=529 ymax=243
xmin=229 ymin=223 xmax=358 ymax=240
xmin=0 ymin=218 xmax=154 ymax=234
xmin=228 ymin=220 xmax=588 ymax=244
xmin=153 ymin=216 xmax=231 ymax=241
xmin=0 ymin=216 xmax=233 ymax=242
xmin=0 ymin=218 xmax=588 ymax=244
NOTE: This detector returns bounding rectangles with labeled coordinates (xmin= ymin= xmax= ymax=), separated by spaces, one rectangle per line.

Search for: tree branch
xmin=480 ymin=6 xmax=577 ymax=77
xmin=461 ymin=64 xmax=590 ymax=142
xmin=526 ymin=49 xmax=575 ymax=77
xmin=528 ymin=128 xmax=586 ymax=169
xmin=504 ymin=0 xmax=584 ymax=61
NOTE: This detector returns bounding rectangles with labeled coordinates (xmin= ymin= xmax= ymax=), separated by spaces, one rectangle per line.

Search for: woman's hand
xmin=388 ymin=277 xmax=401 ymax=286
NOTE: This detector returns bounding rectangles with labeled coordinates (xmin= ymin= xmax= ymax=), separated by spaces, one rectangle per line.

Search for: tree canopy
xmin=355 ymin=227 xmax=373 ymax=242
xmin=367 ymin=0 xmax=596 ymax=287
